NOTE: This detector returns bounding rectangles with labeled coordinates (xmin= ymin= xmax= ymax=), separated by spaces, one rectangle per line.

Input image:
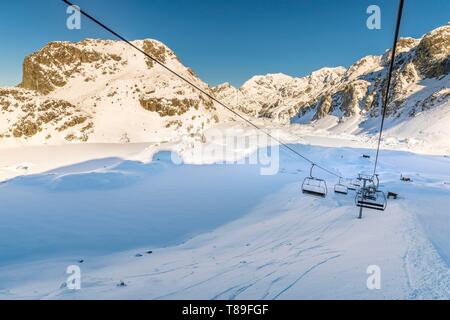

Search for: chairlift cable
xmin=373 ymin=0 xmax=404 ymax=176
xmin=61 ymin=0 xmax=343 ymax=179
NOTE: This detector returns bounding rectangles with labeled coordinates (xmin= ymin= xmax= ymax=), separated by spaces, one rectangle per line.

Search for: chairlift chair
xmin=349 ymin=178 xmax=361 ymax=190
xmin=302 ymin=164 xmax=327 ymax=198
xmin=352 ymin=173 xmax=375 ymax=190
xmin=334 ymin=178 xmax=348 ymax=195
xmin=355 ymin=174 xmax=386 ymax=211
xmin=355 ymin=188 xmax=387 ymax=211
xmin=358 ymin=173 xmax=374 ymax=182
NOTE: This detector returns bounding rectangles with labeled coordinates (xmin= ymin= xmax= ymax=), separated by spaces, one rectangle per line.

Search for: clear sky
xmin=0 ymin=0 xmax=449 ymax=87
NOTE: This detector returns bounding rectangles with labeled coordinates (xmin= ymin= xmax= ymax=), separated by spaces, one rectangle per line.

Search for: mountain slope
xmin=213 ymin=23 xmax=449 ymax=130
xmin=1 ymin=39 xmax=225 ymax=146
xmin=0 ymin=24 xmax=448 ymax=152
xmin=1 ymin=145 xmax=449 ymax=299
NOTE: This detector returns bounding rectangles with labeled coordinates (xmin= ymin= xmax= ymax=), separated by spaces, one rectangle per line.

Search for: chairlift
xmin=302 ymin=164 xmax=327 ymax=197
xmin=356 ymin=188 xmax=387 ymax=211
xmin=355 ymin=174 xmax=387 ymax=211
xmin=349 ymin=178 xmax=361 ymax=190
xmin=358 ymin=173 xmax=374 ymax=182
xmin=334 ymin=178 xmax=348 ymax=195
xmin=352 ymin=173 xmax=375 ymax=189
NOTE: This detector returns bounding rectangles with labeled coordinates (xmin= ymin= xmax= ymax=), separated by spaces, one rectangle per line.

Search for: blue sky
xmin=0 ymin=0 xmax=449 ymax=87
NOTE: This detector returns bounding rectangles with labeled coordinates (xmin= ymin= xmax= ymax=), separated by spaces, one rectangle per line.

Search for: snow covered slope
xmin=0 ymin=145 xmax=449 ymax=299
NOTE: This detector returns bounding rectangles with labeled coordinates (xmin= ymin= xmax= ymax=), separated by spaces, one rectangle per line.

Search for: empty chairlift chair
xmin=334 ymin=178 xmax=348 ymax=195
xmin=302 ymin=164 xmax=327 ymax=198
xmin=350 ymin=173 xmax=371 ymax=190
xmin=355 ymin=175 xmax=387 ymax=211
xmin=348 ymin=178 xmax=361 ymax=191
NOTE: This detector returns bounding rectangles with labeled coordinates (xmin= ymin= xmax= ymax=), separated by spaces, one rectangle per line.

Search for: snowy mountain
xmin=212 ymin=67 xmax=347 ymax=122
xmin=0 ymin=39 xmax=225 ymax=146
xmin=0 ymin=23 xmax=448 ymax=151
xmin=213 ymin=24 xmax=449 ymax=128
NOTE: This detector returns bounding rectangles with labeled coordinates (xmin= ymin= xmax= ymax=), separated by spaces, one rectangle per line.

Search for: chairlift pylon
xmin=302 ymin=164 xmax=327 ymax=198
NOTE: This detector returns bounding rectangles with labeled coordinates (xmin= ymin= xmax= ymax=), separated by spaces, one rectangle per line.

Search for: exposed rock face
xmin=414 ymin=25 xmax=450 ymax=78
xmin=314 ymin=95 xmax=332 ymax=120
xmin=139 ymin=93 xmax=215 ymax=117
xmin=140 ymin=97 xmax=200 ymax=116
xmin=20 ymin=41 xmax=123 ymax=94
xmin=413 ymin=88 xmax=450 ymax=115
xmin=142 ymin=39 xmax=178 ymax=69
xmin=0 ymin=87 xmax=92 ymax=141
xmin=340 ymin=81 xmax=370 ymax=117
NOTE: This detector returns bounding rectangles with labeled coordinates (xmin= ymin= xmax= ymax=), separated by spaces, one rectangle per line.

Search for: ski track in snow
xmin=271 ymin=254 xmax=342 ymax=300
xmin=0 ymin=142 xmax=449 ymax=300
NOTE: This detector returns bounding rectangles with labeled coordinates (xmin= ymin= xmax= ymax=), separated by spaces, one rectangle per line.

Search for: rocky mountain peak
xmin=309 ymin=67 xmax=346 ymax=84
xmin=2 ymin=38 xmax=223 ymax=145
xmin=414 ymin=24 xmax=450 ymax=78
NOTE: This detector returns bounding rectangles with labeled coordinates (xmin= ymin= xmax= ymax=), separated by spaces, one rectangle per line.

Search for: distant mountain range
xmin=213 ymin=23 xmax=449 ymax=125
xmin=0 ymin=23 xmax=448 ymax=150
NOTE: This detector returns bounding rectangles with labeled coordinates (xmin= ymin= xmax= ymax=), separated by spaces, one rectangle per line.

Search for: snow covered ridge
xmin=213 ymin=23 xmax=449 ymax=125
xmin=0 ymin=87 xmax=92 ymax=143
xmin=0 ymin=24 xmax=448 ymax=150
xmin=0 ymin=39 xmax=225 ymax=146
